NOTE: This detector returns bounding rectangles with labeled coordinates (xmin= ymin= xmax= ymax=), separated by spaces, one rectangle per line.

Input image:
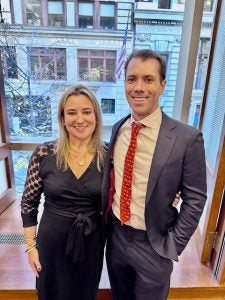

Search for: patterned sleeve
xmin=21 ymin=144 xmax=45 ymax=227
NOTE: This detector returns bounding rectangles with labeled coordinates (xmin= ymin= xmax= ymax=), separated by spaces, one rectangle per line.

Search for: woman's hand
xmin=172 ymin=193 xmax=181 ymax=208
xmin=27 ymin=248 xmax=42 ymax=278
xmin=24 ymin=226 xmax=41 ymax=277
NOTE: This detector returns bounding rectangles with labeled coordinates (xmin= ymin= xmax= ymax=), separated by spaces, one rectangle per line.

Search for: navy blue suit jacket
xmin=102 ymin=112 xmax=207 ymax=261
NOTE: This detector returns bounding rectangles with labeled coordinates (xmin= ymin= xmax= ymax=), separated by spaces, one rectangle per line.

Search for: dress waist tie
xmin=45 ymin=205 xmax=97 ymax=263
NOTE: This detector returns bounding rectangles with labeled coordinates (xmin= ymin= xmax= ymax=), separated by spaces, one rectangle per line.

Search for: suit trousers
xmin=106 ymin=214 xmax=173 ymax=300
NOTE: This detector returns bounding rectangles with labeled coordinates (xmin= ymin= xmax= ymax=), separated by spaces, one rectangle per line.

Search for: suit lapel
xmin=102 ymin=115 xmax=130 ymax=216
xmin=145 ymin=114 xmax=177 ymax=205
xmin=108 ymin=115 xmax=130 ymax=153
xmin=102 ymin=115 xmax=129 ymax=185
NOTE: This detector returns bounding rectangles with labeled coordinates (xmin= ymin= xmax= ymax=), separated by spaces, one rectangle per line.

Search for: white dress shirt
xmin=112 ymin=107 xmax=162 ymax=229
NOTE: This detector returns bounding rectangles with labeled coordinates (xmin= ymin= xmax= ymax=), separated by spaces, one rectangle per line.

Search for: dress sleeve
xmin=21 ymin=146 xmax=44 ymax=227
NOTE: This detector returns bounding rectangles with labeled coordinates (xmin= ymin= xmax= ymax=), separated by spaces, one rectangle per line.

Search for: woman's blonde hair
xmin=55 ymin=84 xmax=105 ymax=171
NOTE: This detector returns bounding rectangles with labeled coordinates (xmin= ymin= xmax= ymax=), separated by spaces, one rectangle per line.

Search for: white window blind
xmin=48 ymin=1 xmax=63 ymax=14
xmin=100 ymin=4 xmax=115 ymax=17
xmin=79 ymin=3 xmax=93 ymax=16
xmin=202 ymin=0 xmax=225 ymax=170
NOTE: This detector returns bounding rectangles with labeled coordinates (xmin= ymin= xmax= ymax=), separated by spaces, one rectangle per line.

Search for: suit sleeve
xmin=173 ymin=130 xmax=207 ymax=255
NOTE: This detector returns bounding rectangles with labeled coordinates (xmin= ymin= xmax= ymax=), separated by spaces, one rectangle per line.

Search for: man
xmin=102 ymin=49 xmax=207 ymax=300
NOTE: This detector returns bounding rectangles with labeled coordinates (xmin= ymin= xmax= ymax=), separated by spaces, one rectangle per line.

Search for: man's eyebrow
xmin=144 ymin=75 xmax=155 ymax=78
xmin=126 ymin=74 xmax=156 ymax=78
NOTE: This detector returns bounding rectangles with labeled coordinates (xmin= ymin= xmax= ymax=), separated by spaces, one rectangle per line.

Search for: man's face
xmin=125 ymin=57 xmax=166 ymax=121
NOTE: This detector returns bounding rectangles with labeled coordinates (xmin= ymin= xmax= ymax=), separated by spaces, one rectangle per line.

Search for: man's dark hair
xmin=124 ymin=49 xmax=166 ymax=82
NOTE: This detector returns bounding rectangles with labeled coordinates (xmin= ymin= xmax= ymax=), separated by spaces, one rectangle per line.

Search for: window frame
xmin=78 ymin=49 xmax=117 ymax=82
xmin=23 ymin=0 xmax=117 ymax=30
xmin=101 ymin=98 xmax=115 ymax=114
xmin=158 ymin=0 xmax=172 ymax=9
xmin=0 ymin=46 xmax=18 ymax=79
xmin=75 ymin=0 xmax=116 ymax=30
xmin=25 ymin=0 xmax=43 ymax=26
xmin=77 ymin=1 xmax=94 ymax=29
xmin=99 ymin=2 xmax=116 ymax=30
xmin=194 ymin=38 xmax=210 ymax=90
xmin=29 ymin=47 xmax=67 ymax=80
xmin=47 ymin=0 xmax=65 ymax=27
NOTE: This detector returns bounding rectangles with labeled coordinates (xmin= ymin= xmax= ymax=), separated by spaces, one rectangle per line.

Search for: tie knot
xmin=131 ymin=122 xmax=144 ymax=134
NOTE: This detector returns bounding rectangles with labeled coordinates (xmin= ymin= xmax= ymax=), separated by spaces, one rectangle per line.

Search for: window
xmin=6 ymin=95 xmax=52 ymax=136
xmin=48 ymin=0 xmax=64 ymax=27
xmin=78 ymin=2 xmax=94 ymax=28
xmin=77 ymin=1 xmax=116 ymax=30
xmin=29 ymin=47 xmax=66 ymax=80
xmin=195 ymin=39 xmax=210 ymax=90
xmin=158 ymin=0 xmax=171 ymax=9
xmin=25 ymin=0 xmax=64 ymax=27
xmin=101 ymin=99 xmax=115 ymax=114
xmin=78 ymin=50 xmax=116 ymax=82
xmin=193 ymin=104 xmax=201 ymax=128
xmin=26 ymin=0 xmax=41 ymax=25
xmin=204 ymin=0 xmax=214 ymax=12
xmin=23 ymin=0 xmax=117 ymax=30
xmin=159 ymin=53 xmax=168 ymax=76
xmin=0 ymin=47 xmax=18 ymax=79
xmin=100 ymin=3 xmax=115 ymax=30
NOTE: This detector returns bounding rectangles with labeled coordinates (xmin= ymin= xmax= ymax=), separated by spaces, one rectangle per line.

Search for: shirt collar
xmin=130 ymin=107 xmax=162 ymax=129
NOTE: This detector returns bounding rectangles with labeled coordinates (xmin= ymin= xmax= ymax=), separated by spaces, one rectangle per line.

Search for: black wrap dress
xmin=21 ymin=141 xmax=104 ymax=300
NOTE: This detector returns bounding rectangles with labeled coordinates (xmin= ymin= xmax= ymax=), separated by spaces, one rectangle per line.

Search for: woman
xmin=21 ymin=84 xmax=105 ymax=300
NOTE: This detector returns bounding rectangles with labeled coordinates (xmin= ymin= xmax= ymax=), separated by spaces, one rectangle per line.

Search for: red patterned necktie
xmin=120 ymin=122 xmax=144 ymax=224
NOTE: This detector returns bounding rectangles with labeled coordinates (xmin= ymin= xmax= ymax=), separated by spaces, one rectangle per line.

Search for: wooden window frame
xmin=0 ymin=58 xmax=16 ymax=214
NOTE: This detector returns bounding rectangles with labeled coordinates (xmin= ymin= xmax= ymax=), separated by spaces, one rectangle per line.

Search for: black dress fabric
xmin=21 ymin=141 xmax=104 ymax=300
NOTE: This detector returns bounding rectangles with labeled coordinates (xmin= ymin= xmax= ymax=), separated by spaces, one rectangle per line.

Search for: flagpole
xmin=114 ymin=9 xmax=131 ymax=81
xmin=133 ymin=3 xmax=136 ymax=51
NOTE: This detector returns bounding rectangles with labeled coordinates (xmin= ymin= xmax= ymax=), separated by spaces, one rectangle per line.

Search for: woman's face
xmin=63 ymin=94 xmax=96 ymax=143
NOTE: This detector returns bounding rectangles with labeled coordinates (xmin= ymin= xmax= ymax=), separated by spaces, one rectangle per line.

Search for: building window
xmin=0 ymin=47 xmax=18 ymax=79
xmin=78 ymin=2 xmax=94 ymax=28
xmin=160 ymin=53 xmax=168 ymax=64
xmin=100 ymin=3 xmax=115 ymax=30
xmin=193 ymin=104 xmax=201 ymax=128
xmin=6 ymin=95 xmax=52 ymax=136
xmin=29 ymin=47 xmax=66 ymax=80
xmin=158 ymin=0 xmax=171 ymax=9
xmin=48 ymin=0 xmax=64 ymax=27
xmin=23 ymin=0 xmax=117 ymax=30
xmin=159 ymin=53 xmax=168 ymax=77
xmin=195 ymin=39 xmax=210 ymax=90
xmin=77 ymin=1 xmax=116 ymax=30
xmin=101 ymin=99 xmax=115 ymax=114
xmin=204 ymin=0 xmax=214 ymax=12
xmin=78 ymin=49 xmax=116 ymax=82
xmin=26 ymin=0 xmax=41 ymax=25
